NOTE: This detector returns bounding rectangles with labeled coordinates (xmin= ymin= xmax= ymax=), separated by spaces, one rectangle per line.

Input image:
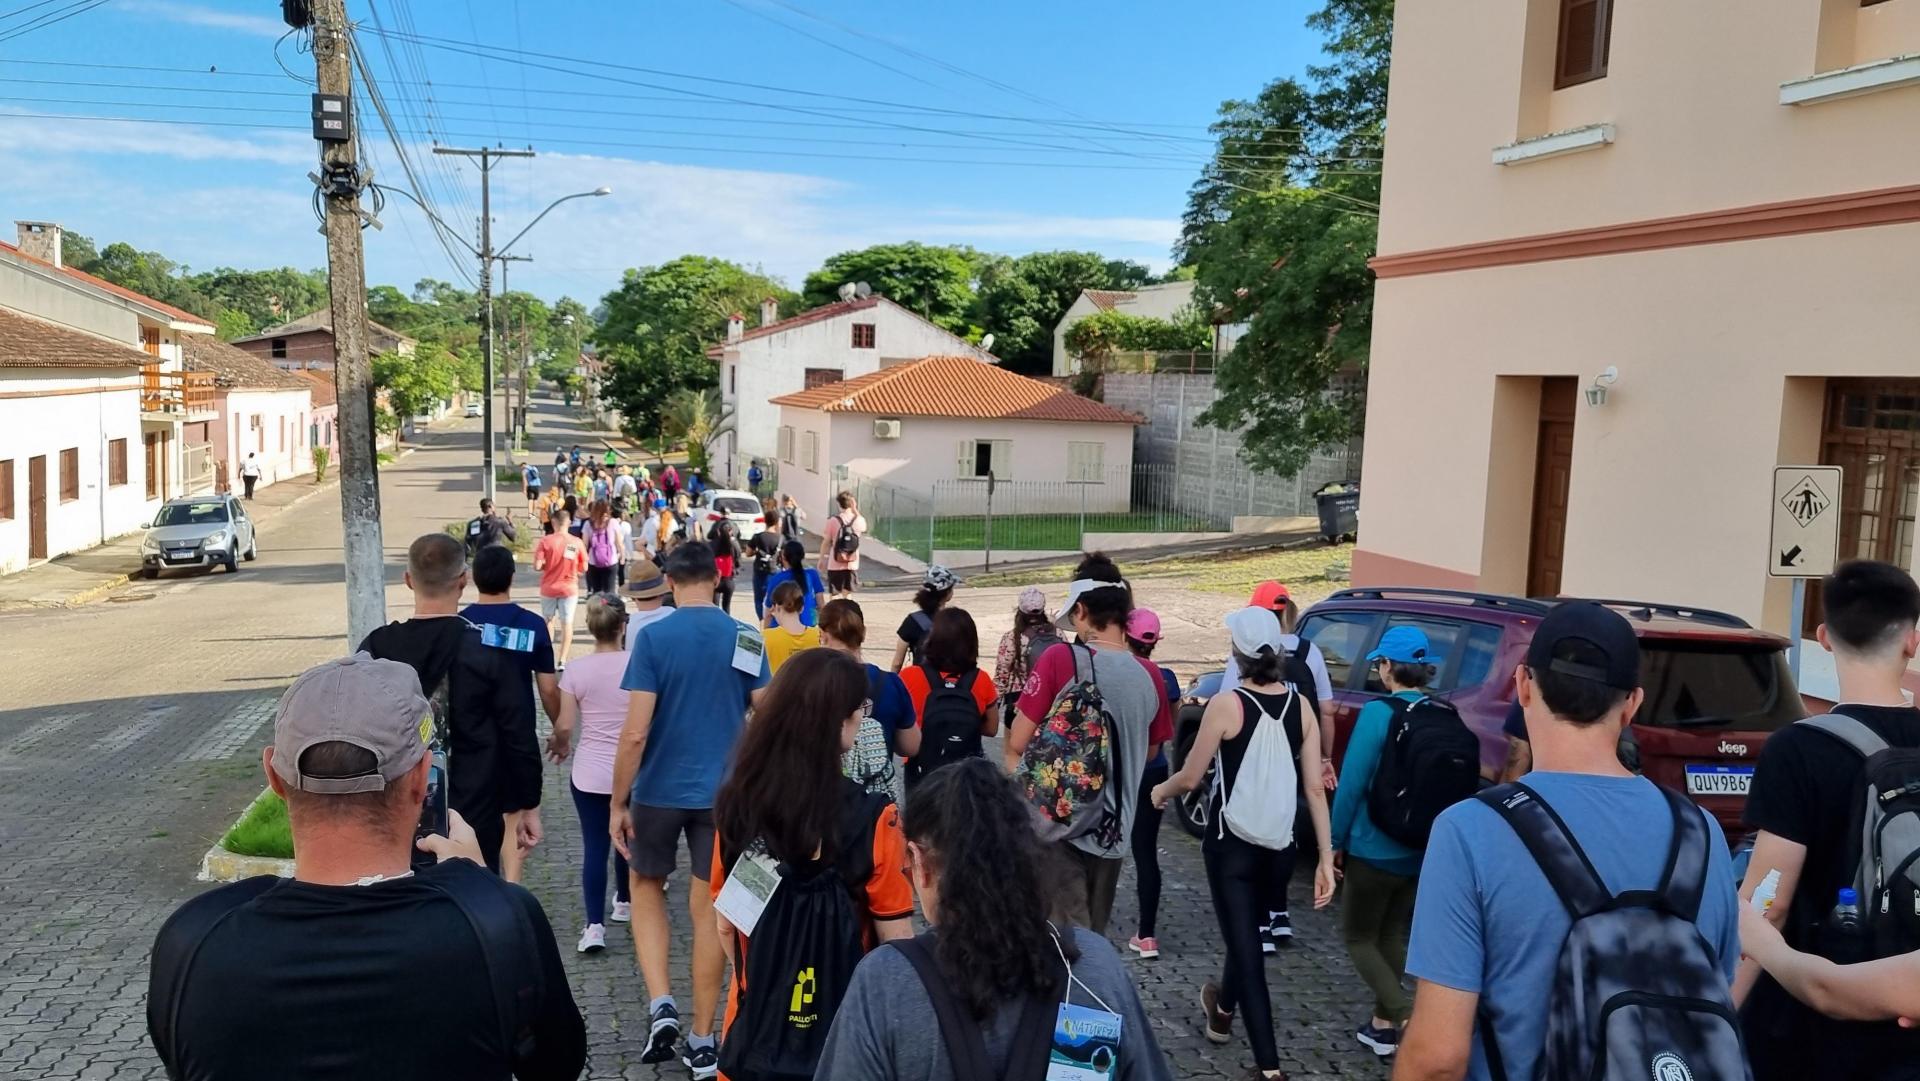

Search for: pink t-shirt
xmin=560 ymin=650 xmax=630 ymax=794
xmin=535 ymin=533 xmax=586 ymax=598
xmin=823 ymin=511 xmax=868 ymax=570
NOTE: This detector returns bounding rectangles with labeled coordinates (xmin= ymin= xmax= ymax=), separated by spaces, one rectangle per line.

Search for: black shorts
xmin=828 ymin=568 xmax=857 ymax=592
xmin=525 ymin=485 xmax=540 ymax=501
xmin=627 ymin=803 xmax=717 ymax=881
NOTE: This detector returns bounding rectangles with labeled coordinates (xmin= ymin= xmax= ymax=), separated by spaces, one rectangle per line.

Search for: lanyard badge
xmin=1044 ymin=924 xmax=1123 ymax=1078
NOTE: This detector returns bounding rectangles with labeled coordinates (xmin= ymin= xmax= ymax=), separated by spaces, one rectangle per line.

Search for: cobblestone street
xmin=0 ymin=395 xmax=1390 ymax=1080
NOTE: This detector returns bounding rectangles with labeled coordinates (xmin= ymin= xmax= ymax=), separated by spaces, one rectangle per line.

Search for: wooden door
xmin=27 ymin=455 xmax=47 ymax=561
xmin=1527 ymin=378 xmax=1578 ymax=598
xmin=144 ymin=432 xmax=161 ymax=500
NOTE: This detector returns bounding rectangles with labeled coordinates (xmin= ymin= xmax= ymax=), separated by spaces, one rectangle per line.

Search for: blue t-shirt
xmin=460 ymin=602 xmax=556 ymax=678
xmin=1406 ymin=772 xmax=1740 ymax=1081
xmin=620 ymin=605 xmax=769 ymax=810
xmin=761 ymin=567 xmax=826 ymax=627
xmin=864 ymin=663 xmax=914 ymax=755
xmin=1329 ymin=691 xmax=1423 ymax=877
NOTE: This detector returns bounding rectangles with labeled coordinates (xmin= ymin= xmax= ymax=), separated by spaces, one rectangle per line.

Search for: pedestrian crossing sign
xmin=1769 ymin=466 xmax=1843 ymax=579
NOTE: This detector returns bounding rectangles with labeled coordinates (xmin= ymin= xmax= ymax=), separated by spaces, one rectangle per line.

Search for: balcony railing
xmin=141 ymin=366 xmax=217 ymax=416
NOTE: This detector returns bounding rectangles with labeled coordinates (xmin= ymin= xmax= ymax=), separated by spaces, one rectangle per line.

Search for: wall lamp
xmin=1585 ymin=366 xmax=1619 ymax=407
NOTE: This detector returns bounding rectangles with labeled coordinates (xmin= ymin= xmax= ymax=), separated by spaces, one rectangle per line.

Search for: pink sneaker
xmin=1128 ymin=936 xmax=1160 ymax=960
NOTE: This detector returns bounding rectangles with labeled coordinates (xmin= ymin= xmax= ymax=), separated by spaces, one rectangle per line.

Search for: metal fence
xmin=1085 ymin=350 xmax=1221 ymax=374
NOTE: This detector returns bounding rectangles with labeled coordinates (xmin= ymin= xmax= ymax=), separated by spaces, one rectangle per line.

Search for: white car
xmin=464 ymin=401 xmax=483 ymax=418
xmin=693 ymin=489 xmax=767 ymax=540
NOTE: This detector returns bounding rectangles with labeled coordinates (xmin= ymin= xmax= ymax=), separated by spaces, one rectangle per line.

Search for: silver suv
xmin=139 ymin=495 xmax=256 ymax=577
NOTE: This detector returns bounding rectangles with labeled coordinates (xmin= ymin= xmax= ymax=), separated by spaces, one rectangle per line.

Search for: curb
xmin=197 ymin=843 xmax=295 ymax=883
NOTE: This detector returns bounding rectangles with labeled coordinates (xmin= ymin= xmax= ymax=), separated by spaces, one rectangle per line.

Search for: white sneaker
xmin=611 ymin=900 xmax=632 ymax=923
xmin=577 ymin=924 xmax=606 ymax=953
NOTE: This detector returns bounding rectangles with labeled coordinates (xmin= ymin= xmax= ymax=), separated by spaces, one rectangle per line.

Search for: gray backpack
xmin=1476 ymin=782 xmax=1751 ymax=1081
xmin=1798 ymin=714 xmax=1920 ymax=960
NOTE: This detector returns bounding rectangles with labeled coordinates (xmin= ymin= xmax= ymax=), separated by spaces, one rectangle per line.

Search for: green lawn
xmin=220 ymin=789 xmax=292 ymax=859
xmin=876 ymin=511 xmax=1214 ymax=555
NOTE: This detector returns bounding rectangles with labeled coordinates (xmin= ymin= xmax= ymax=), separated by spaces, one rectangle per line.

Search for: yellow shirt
xmin=764 ymin=624 xmax=819 ymax=673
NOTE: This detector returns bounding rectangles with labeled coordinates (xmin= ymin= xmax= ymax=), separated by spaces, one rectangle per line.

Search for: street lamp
xmin=499 ymin=187 xmax=612 ymax=258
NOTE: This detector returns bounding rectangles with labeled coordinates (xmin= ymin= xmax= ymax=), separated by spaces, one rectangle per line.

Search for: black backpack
xmin=833 ymin=512 xmax=861 ymax=558
xmin=909 ymin=667 xmax=985 ymax=781
xmin=1366 ymin=695 xmax=1482 ymax=849
xmin=1477 ymin=782 xmax=1751 ymax=1081
xmin=720 ymin=786 xmax=888 ymax=1081
xmin=1798 ymin=714 xmax=1920 ymax=962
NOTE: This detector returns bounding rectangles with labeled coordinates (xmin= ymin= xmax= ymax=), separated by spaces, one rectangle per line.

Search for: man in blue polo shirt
xmin=609 ymin=541 xmax=768 ymax=1080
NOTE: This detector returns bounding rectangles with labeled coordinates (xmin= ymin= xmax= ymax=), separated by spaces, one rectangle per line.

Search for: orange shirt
xmin=898 ymin=666 xmax=996 ymax=728
xmin=709 ymin=798 xmax=913 ymax=1052
xmin=533 ymin=533 xmax=586 ymax=597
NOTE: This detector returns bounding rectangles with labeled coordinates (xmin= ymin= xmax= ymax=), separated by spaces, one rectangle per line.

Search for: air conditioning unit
xmin=872 ymin=418 xmax=903 ymax=440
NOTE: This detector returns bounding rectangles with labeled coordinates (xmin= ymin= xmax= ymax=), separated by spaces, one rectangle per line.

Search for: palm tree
xmin=661 ymin=387 xmax=734 ymax=473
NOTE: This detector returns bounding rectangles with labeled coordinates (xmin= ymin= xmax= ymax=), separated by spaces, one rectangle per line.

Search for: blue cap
xmin=1367 ymin=626 xmax=1438 ymax=666
xmin=1839 ymin=887 xmax=1859 ymax=906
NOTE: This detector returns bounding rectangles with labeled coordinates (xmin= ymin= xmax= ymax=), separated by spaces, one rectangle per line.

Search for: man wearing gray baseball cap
xmin=147 ymin=654 xmax=585 ymax=1081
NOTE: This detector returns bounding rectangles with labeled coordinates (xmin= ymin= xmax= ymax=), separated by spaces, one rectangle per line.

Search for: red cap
xmin=1249 ymin=581 xmax=1291 ymax=610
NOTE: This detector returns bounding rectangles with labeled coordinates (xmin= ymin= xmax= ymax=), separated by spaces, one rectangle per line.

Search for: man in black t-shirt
xmin=360 ymin=533 xmax=539 ymax=871
xmin=1739 ymin=559 xmax=1920 ymax=1080
xmin=748 ymin=512 xmax=783 ymax=620
xmin=147 ymin=655 xmax=584 ymax=1081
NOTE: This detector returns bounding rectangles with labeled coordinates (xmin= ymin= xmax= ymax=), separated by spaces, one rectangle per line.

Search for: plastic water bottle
xmin=1751 ymin=869 xmax=1783 ymax=912
xmin=1832 ymin=887 xmax=1863 ymax=934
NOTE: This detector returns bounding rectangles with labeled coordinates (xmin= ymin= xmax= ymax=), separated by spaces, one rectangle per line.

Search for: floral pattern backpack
xmin=1017 ymin=644 xmax=1122 ymax=849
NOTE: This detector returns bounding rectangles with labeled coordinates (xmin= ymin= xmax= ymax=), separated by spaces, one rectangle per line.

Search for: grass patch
xmin=444 ymin=519 xmax=534 ymax=555
xmin=877 ymin=511 xmax=1219 ymax=555
xmin=376 ymin=451 xmax=396 ymax=465
xmin=220 ymin=789 xmax=293 ymax=859
xmin=971 ymin=542 xmax=1355 ymax=604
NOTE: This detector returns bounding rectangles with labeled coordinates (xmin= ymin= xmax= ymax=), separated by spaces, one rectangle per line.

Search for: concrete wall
xmin=213 ymin=387 xmax=314 ymax=491
xmin=236 ymin=329 xmax=337 ymax=371
xmin=1377 ymin=0 xmax=1920 ymax=256
xmin=0 ymin=370 xmax=147 ymax=574
xmin=1102 ymin=371 xmax=1359 ymax=523
xmin=0 ymin=258 xmax=141 ymax=345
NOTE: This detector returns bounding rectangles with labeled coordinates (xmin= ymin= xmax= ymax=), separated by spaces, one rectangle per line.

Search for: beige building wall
xmin=1358 ymin=0 xmax=1920 ymax=649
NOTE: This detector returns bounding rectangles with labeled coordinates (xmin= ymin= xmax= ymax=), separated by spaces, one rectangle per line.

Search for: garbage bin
xmin=1314 ymin=482 xmax=1359 ymax=544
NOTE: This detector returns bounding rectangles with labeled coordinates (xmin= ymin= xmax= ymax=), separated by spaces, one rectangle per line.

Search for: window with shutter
xmin=802 ymin=431 xmax=819 ymax=473
xmin=107 ymin=438 xmax=128 ymax=487
xmin=851 ymin=323 xmax=877 ymax=349
xmin=990 ymin=440 xmax=1013 ymax=480
xmin=59 ymin=448 xmax=79 ymax=502
xmin=0 ymin=459 xmax=13 ymax=520
xmin=778 ymin=426 xmax=795 ymax=464
xmin=140 ymin=327 xmax=160 ymax=356
xmin=1067 ymin=441 xmax=1104 ymax=482
xmin=1555 ymin=0 xmax=1613 ymax=88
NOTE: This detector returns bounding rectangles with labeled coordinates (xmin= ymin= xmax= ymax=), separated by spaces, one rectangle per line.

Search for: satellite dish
xmin=837 ymin=283 xmax=856 ymax=302
xmin=979 ymin=334 xmax=996 ymax=353
xmin=854 ymin=282 xmax=872 ymax=299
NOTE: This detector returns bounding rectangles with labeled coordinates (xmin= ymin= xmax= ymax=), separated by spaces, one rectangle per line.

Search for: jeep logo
xmin=1719 ymin=741 xmax=1749 ymax=756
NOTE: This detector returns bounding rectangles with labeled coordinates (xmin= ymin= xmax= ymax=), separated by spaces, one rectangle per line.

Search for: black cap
xmin=1527 ymin=602 xmax=1640 ymax=691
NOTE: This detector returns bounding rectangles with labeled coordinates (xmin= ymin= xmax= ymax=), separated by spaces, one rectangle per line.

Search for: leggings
xmin=1132 ymin=758 xmax=1169 ymax=939
xmin=1206 ymin=828 xmax=1294 ymax=1072
xmin=715 ymin=572 xmax=735 ymax=614
xmin=1260 ymin=792 xmax=1311 ymax=923
xmin=585 ymin=565 xmax=617 ymax=595
xmin=751 ymin=566 xmax=771 ymax=619
xmin=570 ymin=782 xmax=631 ymax=925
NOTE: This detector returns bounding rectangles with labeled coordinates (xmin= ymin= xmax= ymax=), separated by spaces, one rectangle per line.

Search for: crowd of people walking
xmin=144 ymin=447 xmax=1920 ymax=1081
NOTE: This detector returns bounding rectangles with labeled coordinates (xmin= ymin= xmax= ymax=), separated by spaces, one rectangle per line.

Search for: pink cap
xmin=1125 ymin=608 xmax=1161 ymax=644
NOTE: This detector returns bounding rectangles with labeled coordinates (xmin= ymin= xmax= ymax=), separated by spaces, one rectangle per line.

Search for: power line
xmin=0 ymin=0 xmax=111 ymax=44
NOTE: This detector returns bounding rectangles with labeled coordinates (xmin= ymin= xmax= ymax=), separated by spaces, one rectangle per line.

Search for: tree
xmin=974 ymin=250 xmax=1155 ymax=374
xmin=660 ymin=387 xmax=732 ymax=473
xmin=800 ymin=242 xmax=979 ymax=332
xmin=595 ymin=255 xmax=795 ymax=438
xmin=1183 ymin=0 xmax=1388 ymax=475
xmin=372 ymin=347 xmax=459 ymax=438
xmin=1061 ymin=308 xmax=1212 ymax=367
xmin=213 ymin=309 xmax=257 ymax=340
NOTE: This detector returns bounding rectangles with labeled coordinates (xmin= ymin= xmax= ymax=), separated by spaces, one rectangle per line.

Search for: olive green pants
xmin=1341 ymin=857 xmax=1418 ymax=1024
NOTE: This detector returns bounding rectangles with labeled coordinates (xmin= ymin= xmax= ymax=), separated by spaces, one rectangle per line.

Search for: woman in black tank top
xmin=1150 ymin=610 xmax=1336 ymax=1081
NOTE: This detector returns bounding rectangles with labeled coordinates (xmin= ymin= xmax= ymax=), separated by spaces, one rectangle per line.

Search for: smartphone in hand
xmin=411 ymin=751 xmax=449 ymax=870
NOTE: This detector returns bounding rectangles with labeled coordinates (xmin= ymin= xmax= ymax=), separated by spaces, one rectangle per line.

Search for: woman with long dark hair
xmin=992 ymin=587 xmax=1061 ymax=716
xmin=759 ymin=538 xmax=826 ymax=628
xmin=900 ymin=607 xmax=999 ymax=785
xmin=817 ymin=759 xmax=1171 ymax=1080
xmin=710 ymin=648 xmax=913 ymax=1081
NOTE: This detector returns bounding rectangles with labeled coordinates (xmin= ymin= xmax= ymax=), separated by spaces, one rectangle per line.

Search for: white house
xmin=770 ymin=355 xmax=1140 ymax=522
xmin=710 ymin=295 xmax=995 ymax=487
xmin=0 ymin=306 xmax=156 ymax=574
xmin=0 ymin=220 xmax=220 ymax=546
xmin=183 ymin=336 xmax=315 ymax=493
xmin=1050 ymin=280 xmax=1198 ymax=376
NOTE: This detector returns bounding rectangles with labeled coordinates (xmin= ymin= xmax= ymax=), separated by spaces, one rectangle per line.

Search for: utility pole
xmin=433 ymin=146 xmax=533 ymax=503
xmin=308 ymin=0 xmax=384 ymax=646
xmin=497 ymin=254 xmax=532 ymax=459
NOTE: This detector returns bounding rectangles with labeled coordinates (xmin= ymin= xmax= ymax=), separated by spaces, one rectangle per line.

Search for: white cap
xmin=1225 ymin=606 xmax=1286 ymax=658
xmin=1054 ymin=578 xmax=1123 ymax=629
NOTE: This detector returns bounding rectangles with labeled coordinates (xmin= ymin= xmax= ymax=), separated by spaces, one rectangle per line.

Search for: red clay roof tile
xmin=770 ymin=355 xmax=1139 ymax=424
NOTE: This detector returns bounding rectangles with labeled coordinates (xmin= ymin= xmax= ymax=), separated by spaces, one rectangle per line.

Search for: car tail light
xmin=754 ymin=515 xmax=765 ymax=524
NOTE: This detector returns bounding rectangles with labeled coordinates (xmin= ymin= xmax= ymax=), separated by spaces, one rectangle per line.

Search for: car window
xmin=1297 ymin=612 xmax=1379 ymax=690
xmin=1635 ymin=640 xmax=1803 ymax=733
xmin=1455 ymin=623 xmax=1504 ymax=689
xmin=713 ymin=496 xmax=759 ymax=516
xmin=1361 ymin=616 xmax=1471 ymax=694
xmin=154 ymin=501 xmax=228 ymax=526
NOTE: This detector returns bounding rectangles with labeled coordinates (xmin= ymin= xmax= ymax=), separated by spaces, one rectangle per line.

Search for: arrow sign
xmin=1780 ymin=545 xmax=1803 ymax=568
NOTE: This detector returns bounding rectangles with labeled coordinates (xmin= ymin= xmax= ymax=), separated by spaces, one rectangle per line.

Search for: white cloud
xmin=119 ymin=0 xmax=287 ymax=39
xmin=0 ymin=114 xmax=310 ymax=165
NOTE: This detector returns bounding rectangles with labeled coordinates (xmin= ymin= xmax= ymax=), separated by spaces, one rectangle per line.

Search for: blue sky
xmin=0 ymin=0 xmax=1324 ymax=305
